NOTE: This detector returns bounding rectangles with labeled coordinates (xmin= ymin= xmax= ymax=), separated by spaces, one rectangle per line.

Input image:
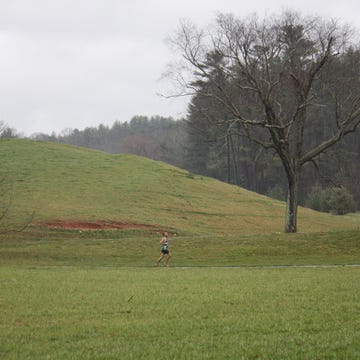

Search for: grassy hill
xmin=1 ymin=138 xmax=358 ymax=236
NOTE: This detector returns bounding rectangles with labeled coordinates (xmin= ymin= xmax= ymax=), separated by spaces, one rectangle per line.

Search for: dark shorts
xmin=161 ymin=248 xmax=169 ymax=254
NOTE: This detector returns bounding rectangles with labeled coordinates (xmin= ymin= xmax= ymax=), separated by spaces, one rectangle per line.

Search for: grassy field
xmin=1 ymin=266 xmax=359 ymax=359
xmin=1 ymin=228 xmax=360 ymax=267
xmin=1 ymin=139 xmax=360 ymax=359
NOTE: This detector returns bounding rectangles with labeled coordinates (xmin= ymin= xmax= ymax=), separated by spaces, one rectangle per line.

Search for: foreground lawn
xmin=1 ymin=266 xmax=359 ymax=359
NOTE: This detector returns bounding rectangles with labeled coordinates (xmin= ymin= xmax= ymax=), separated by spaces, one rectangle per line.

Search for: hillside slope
xmin=1 ymin=139 xmax=357 ymax=235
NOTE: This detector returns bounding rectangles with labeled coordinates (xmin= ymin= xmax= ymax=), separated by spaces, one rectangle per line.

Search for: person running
xmin=156 ymin=231 xmax=171 ymax=267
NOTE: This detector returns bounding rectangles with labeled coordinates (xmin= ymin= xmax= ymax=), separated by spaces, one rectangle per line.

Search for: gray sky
xmin=1 ymin=0 xmax=359 ymax=135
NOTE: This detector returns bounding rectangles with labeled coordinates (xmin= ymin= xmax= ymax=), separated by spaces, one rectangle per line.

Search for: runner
xmin=156 ymin=231 xmax=171 ymax=267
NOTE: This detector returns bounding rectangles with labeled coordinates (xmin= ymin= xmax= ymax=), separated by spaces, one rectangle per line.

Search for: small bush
xmin=327 ymin=187 xmax=356 ymax=215
xmin=305 ymin=186 xmax=330 ymax=212
xmin=306 ymin=186 xmax=356 ymax=215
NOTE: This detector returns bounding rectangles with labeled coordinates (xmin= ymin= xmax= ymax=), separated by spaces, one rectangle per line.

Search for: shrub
xmin=306 ymin=186 xmax=356 ymax=215
xmin=305 ymin=186 xmax=330 ymax=212
xmin=327 ymin=187 xmax=356 ymax=215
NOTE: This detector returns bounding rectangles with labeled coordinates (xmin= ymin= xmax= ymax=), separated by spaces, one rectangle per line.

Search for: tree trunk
xmin=285 ymin=173 xmax=299 ymax=233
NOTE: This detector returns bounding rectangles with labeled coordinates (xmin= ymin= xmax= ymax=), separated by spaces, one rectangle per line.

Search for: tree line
xmin=31 ymin=116 xmax=188 ymax=169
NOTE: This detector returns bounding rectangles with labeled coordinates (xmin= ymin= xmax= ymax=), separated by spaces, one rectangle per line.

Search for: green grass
xmin=1 ymin=266 xmax=359 ymax=359
xmin=1 ymin=138 xmax=360 ymax=359
xmin=1 ymin=138 xmax=359 ymax=235
xmin=1 ymin=229 xmax=360 ymax=267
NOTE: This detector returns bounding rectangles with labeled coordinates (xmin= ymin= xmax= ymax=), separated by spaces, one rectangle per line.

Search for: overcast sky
xmin=1 ymin=0 xmax=359 ymax=135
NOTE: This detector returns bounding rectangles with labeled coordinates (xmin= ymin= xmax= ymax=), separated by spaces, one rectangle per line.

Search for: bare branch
xmin=300 ymin=102 xmax=360 ymax=165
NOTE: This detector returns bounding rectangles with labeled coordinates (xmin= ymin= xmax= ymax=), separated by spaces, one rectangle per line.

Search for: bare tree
xmin=0 ymin=121 xmax=6 ymax=135
xmin=0 ymin=121 xmax=19 ymax=138
xmin=167 ymin=11 xmax=360 ymax=232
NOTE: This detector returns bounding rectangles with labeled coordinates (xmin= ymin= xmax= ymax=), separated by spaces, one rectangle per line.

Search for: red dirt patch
xmin=39 ymin=220 xmax=157 ymax=231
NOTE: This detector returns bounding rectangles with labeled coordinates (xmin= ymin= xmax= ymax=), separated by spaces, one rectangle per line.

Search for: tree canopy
xmin=167 ymin=10 xmax=360 ymax=232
